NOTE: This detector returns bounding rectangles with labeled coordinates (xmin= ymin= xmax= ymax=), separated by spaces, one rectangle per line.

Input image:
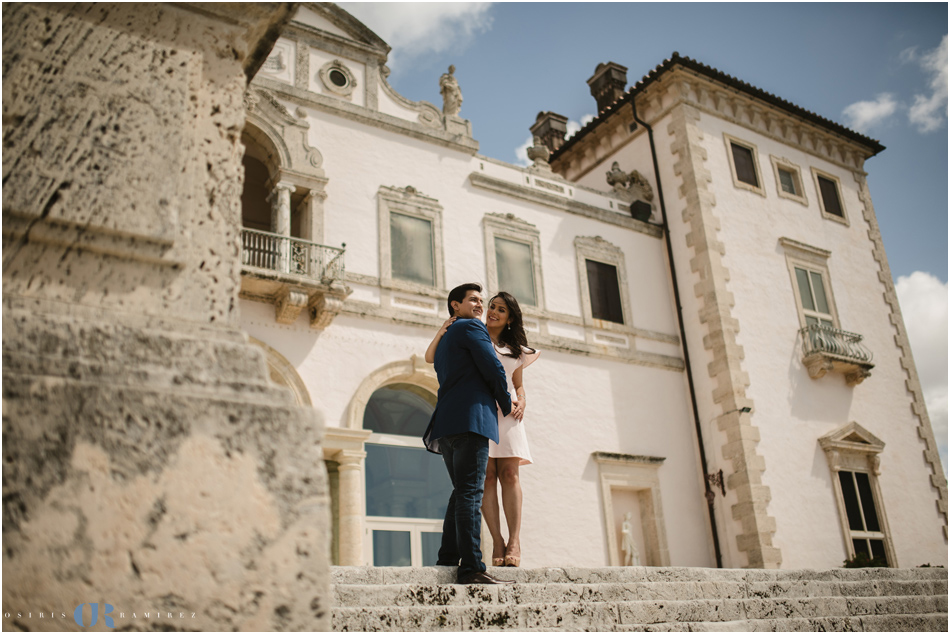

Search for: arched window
xmin=363 ymin=383 xmax=451 ymax=566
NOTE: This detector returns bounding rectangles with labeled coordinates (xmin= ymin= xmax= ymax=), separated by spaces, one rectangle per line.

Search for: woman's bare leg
xmin=498 ymin=458 xmax=523 ymax=562
xmin=481 ymin=458 xmax=506 ymax=563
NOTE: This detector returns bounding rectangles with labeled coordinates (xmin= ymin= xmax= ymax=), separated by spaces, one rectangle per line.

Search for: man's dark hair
xmin=447 ymin=282 xmax=481 ymax=316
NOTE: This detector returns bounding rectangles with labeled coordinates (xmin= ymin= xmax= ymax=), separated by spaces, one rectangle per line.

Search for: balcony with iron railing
xmin=239 ymin=227 xmax=348 ymax=329
xmin=799 ymin=323 xmax=874 ymax=386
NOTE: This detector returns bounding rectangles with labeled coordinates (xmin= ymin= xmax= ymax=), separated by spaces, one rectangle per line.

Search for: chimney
xmin=530 ymin=111 xmax=569 ymax=153
xmin=587 ymin=62 xmax=628 ymax=113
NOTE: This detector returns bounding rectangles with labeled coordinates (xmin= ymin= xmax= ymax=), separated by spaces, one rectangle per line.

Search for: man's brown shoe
xmin=457 ymin=570 xmax=513 ymax=585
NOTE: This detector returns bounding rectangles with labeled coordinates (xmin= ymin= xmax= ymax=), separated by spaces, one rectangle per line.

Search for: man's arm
xmin=460 ymin=320 xmax=512 ymax=417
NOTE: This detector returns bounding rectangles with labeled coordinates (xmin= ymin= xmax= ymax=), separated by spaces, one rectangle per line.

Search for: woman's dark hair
xmin=489 ymin=291 xmax=536 ymax=359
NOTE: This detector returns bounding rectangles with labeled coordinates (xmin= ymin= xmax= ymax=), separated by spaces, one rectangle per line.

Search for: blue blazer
xmin=423 ymin=318 xmax=512 ymax=454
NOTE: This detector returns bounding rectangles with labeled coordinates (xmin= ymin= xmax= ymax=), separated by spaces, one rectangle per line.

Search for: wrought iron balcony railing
xmin=241 ymin=227 xmax=345 ymax=285
xmin=799 ymin=324 xmax=873 ymax=364
xmin=799 ymin=323 xmax=873 ymax=386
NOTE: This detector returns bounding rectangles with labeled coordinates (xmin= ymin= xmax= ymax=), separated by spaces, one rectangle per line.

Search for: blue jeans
xmin=436 ymin=432 xmax=489 ymax=578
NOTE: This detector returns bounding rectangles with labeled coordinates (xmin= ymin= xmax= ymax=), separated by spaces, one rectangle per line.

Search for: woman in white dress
xmin=425 ymin=291 xmax=539 ymax=567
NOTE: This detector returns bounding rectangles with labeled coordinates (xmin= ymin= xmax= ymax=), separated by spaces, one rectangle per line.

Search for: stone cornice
xmin=468 ymin=172 xmax=662 ymax=238
xmin=555 ymin=66 xmax=877 ymax=182
xmin=253 ymin=76 xmax=479 ymax=155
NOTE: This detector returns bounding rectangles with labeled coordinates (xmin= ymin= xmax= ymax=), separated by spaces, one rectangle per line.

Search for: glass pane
xmin=495 ymin=238 xmax=537 ymax=307
xmin=795 ymin=268 xmax=815 ymax=311
xmin=421 ymin=532 xmax=442 ymax=567
xmin=364 ymin=383 xmax=435 ymax=436
xmin=365 ymin=444 xmax=452 ymax=519
xmin=839 ymin=471 xmax=864 ymax=531
xmin=778 ymin=169 xmax=797 ymax=195
xmin=870 ymin=539 xmax=888 ymax=565
xmin=586 ymin=259 xmax=624 ymax=324
xmin=855 ymin=472 xmax=881 ymax=532
xmin=373 ymin=530 xmax=411 ymax=566
xmin=731 ymin=143 xmax=758 ymax=187
xmin=391 ymin=212 xmax=434 ymax=285
xmin=852 ymin=538 xmax=870 ymax=558
xmin=810 ymin=272 xmax=830 ymax=315
xmin=818 ymin=176 xmax=843 ymax=216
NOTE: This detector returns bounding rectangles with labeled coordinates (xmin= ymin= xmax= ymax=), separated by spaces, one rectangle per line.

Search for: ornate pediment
xmin=820 ymin=422 xmax=884 ymax=452
xmin=819 ymin=422 xmax=884 ymax=475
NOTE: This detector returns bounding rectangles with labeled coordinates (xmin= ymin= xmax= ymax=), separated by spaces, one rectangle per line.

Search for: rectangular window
xmin=817 ymin=175 xmax=843 ymax=216
xmin=731 ymin=142 xmax=759 ymax=187
xmin=794 ymin=266 xmax=834 ymax=328
xmin=838 ymin=471 xmax=888 ymax=565
xmin=494 ymin=237 xmax=537 ymax=307
xmin=778 ymin=168 xmax=798 ymax=195
xmin=586 ymin=259 xmax=624 ymax=324
xmin=390 ymin=212 xmax=434 ymax=286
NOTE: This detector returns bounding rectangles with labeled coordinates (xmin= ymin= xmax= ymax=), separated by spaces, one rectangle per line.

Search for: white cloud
xmin=896 ymin=271 xmax=948 ymax=475
xmin=514 ymin=135 xmax=533 ymax=166
xmin=908 ymin=35 xmax=948 ymax=133
xmin=566 ymin=114 xmax=596 ymax=138
xmin=338 ymin=2 xmax=494 ymax=71
xmin=513 ymin=114 xmax=595 ymax=166
xmin=899 ymin=46 xmax=919 ymax=64
xmin=842 ymin=93 xmax=898 ymax=132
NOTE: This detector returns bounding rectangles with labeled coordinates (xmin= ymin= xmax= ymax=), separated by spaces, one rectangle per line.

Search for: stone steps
xmin=331 ymin=566 xmax=948 ymax=632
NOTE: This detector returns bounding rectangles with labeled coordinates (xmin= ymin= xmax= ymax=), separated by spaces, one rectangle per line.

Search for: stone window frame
xmin=592 ymin=452 xmax=670 ymax=567
xmin=377 ymin=186 xmax=445 ymax=297
xmin=318 ymin=59 xmax=358 ymax=99
xmin=723 ymin=133 xmax=766 ymax=197
xmin=780 ymin=237 xmax=841 ymax=330
xmin=770 ymin=155 xmax=808 ymax=206
xmin=482 ymin=212 xmax=546 ymax=313
xmin=818 ymin=422 xmax=897 ymax=567
xmin=811 ymin=167 xmax=850 ymax=226
xmin=575 ymin=236 xmax=632 ymax=330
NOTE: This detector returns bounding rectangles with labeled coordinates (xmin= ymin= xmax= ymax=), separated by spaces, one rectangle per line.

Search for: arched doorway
xmin=362 ymin=383 xmax=451 ymax=566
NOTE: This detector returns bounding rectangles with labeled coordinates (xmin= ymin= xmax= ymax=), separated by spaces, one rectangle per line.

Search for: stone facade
xmin=233 ymin=6 xmax=945 ymax=574
xmin=2 ymin=3 xmax=330 ymax=630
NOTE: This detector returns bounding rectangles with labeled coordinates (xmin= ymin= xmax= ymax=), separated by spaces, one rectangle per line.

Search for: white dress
xmin=490 ymin=344 xmax=540 ymax=465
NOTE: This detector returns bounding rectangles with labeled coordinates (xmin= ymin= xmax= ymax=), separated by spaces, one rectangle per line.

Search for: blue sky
xmin=338 ymin=1 xmax=948 ymax=470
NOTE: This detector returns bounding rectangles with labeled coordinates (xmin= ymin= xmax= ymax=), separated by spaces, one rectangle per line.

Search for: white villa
xmin=236 ymin=3 xmax=947 ymax=571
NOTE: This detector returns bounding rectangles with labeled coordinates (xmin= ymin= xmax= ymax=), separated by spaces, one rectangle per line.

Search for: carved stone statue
xmin=606 ymin=161 xmax=655 ymax=203
xmin=606 ymin=161 xmax=629 ymax=192
xmin=621 ymin=512 xmax=640 ymax=566
xmin=440 ymin=65 xmax=463 ymax=116
xmin=526 ymin=136 xmax=551 ymax=169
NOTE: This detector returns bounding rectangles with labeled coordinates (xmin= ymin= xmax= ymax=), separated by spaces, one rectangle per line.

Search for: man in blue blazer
xmin=424 ymin=282 xmax=513 ymax=584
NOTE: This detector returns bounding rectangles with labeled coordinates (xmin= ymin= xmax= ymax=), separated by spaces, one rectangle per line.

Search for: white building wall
xmin=690 ymin=111 xmax=946 ymax=568
xmin=239 ymin=97 xmax=714 ymax=567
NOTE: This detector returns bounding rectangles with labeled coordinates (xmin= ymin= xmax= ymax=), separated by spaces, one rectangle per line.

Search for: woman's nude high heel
xmin=504 ymin=545 xmax=521 ymax=567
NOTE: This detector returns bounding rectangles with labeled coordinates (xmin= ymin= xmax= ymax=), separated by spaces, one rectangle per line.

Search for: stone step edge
xmin=333 ymin=594 xmax=948 ymax=617
xmin=610 ymin=614 xmax=949 ymax=632
xmin=333 ymin=606 xmax=948 ymax=633
xmin=330 ymin=566 xmax=950 ymax=585
xmin=330 ymin=579 xmax=948 ymax=605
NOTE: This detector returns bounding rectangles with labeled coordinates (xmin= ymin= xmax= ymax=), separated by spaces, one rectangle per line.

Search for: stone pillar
xmin=2 ymin=3 xmax=331 ymax=630
xmin=298 ymin=189 xmax=328 ymax=244
xmin=336 ymin=450 xmax=367 ymax=566
xmin=269 ymin=181 xmax=295 ymax=272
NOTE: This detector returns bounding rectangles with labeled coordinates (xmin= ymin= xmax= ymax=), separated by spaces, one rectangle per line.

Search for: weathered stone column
xmin=336 ymin=450 xmax=368 ymax=566
xmin=269 ymin=181 xmax=295 ymax=273
xmin=2 ymin=3 xmax=331 ymax=630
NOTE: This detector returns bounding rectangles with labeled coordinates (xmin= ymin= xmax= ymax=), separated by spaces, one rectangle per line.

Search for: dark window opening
xmin=586 ymin=259 xmax=624 ymax=324
xmin=818 ymin=176 xmax=843 ymax=216
xmin=731 ymin=142 xmax=759 ymax=187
